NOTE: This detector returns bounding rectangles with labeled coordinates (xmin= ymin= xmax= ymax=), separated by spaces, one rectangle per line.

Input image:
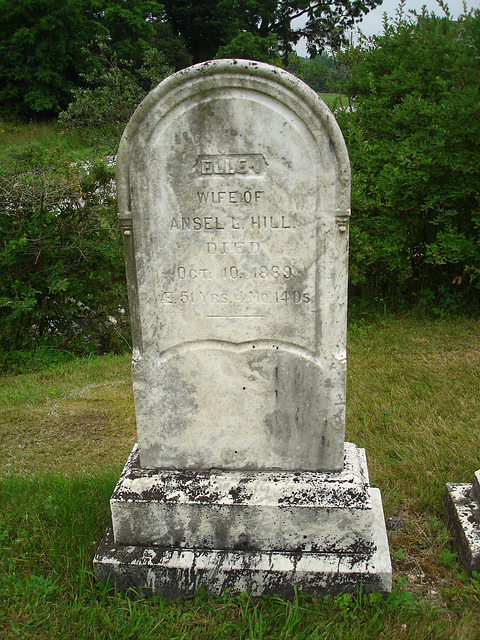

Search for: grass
xmin=317 ymin=92 xmax=351 ymax=110
xmin=0 ymin=119 xmax=117 ymax=165
xmin=0 ymin=353 xmax=135 ymax=476
xmin=1 ymin=315 xmax=480 ymax=638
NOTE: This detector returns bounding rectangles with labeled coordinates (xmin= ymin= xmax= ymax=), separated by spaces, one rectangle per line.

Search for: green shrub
xmin=337 ymin=4 xmax=480 ymax=315
xmin=0 ymin=141 xmax=129 ymax=362
xmin=59 ymin=36 xmax=172 ymax=139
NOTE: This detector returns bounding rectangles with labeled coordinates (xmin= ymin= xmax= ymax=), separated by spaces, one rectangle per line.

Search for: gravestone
xmin=445 ymin=471 xmax=480 ymax=574
xmin=94 ymin=59 xmax=392 ymax=596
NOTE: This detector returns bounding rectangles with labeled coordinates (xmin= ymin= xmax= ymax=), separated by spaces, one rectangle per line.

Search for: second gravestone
xmin=94 ymin=59 xmax=392 ymax=596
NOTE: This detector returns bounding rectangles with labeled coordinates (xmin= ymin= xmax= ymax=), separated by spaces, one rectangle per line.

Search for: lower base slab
xmin=94 ymin=488 xmax=391 ymax=598
xmin=444 ymin=482 xmax=480 ymax=574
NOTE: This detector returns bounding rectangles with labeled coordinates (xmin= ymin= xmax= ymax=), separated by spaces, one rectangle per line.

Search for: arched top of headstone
xmin=117 ymin=59 xmax=350 ymax=221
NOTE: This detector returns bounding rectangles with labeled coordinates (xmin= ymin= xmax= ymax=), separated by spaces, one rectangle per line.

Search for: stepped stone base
xmin=94 ymin=443 xmax=392 ymax=597
xmin=445 ymin=472 xmax=480 ymax=575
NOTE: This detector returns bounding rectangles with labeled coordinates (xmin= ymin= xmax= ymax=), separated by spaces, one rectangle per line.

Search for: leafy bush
xmin=0 ymin=140 xmax=129 ymax=363
xmin=337 ymin=4 xmax=480 ymax=315
xmin=59 ymin=37 xmax=172 ymax=139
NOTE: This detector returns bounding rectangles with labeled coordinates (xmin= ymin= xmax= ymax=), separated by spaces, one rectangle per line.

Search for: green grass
xmin=317 ymin=92 xmax=351 ymax=110
xmin=1 ymin=315 xmax=480 ymax=638
xmin=0 ymin=119 xmax=117 ymax=165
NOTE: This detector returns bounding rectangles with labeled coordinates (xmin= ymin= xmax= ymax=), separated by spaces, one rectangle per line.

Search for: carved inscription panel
xmin=126 ymin=89 xmax=334 ymax=354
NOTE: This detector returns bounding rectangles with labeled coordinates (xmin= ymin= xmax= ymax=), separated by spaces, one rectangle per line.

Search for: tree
xmin=163 ymin=0 xmax=384 ymax=63
xmin=336 ymin=3 xmax=480 ymax=314
xmin=0 ymin=0 xmax=88 ymax=116
xmin=0 ymin=0 xmax=189 ymax=118
xmin=287 ymin=53 xmax=339 ymax=92
xmin=85 ymin=0 xmax=190 ymax=70
xmin=162 ymin=0 xmax=238 ymax=63
xmin=216 ymin=32 xmax=281 ymax=64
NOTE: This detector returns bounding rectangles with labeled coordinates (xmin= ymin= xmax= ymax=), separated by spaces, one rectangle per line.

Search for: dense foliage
xmin=58 ymin=36 xmax=172 ymax=138
xmin=288 ymin=54 xmax=341 ymax=92
xmin=0 ymin=0 xmax=190 ymax=119
xmin=0 ymin=0 xmax=382 ymax=118
xmin=337 ymin=4 xmax=480 ymax=314
xmin=164 ymin=0 xmax=383 ymax=63
xmin=0 ymin=133 xmax=128 ymax=360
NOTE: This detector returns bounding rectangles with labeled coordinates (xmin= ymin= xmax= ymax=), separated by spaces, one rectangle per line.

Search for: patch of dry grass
xmin=0 ymin=353 xmax=135 ymax=476
xmin=0 ymin=121 xmax=59 ymax=146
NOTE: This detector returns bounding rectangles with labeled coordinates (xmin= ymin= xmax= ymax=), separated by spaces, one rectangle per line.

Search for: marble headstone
xmin=94 ymin=59 xmax=391 ymax=597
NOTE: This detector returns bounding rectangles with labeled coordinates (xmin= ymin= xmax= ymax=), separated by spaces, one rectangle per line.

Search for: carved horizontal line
xmin=207 ymin=315 xmax=265 ymax=318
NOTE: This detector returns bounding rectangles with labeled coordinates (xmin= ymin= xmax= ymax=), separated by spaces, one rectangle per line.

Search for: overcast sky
xmin=295 ymin=0 xmax=477 ymax=55
xmin=357 ymin=0 xmax=475 ymax=36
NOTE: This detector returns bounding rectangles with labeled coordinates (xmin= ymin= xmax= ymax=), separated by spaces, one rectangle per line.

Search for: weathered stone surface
xmin=95 ymin=481 xmax=392 ymax=598
xmin=116 ymin=59 xmax=350 ymax=472
xmin=473 ymin=470 xmax=480 ymax=506
xmin=111 ymin=443 xmax=374 ymax=553
xmin=445 ymin=478 xmax=480 ymax=574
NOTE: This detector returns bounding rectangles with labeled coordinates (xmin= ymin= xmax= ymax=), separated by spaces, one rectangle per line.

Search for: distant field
xmin=1 ymin=315 xmax=479 ymax=638
xmin=318 ymin=92 xmax=351 ymax=110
